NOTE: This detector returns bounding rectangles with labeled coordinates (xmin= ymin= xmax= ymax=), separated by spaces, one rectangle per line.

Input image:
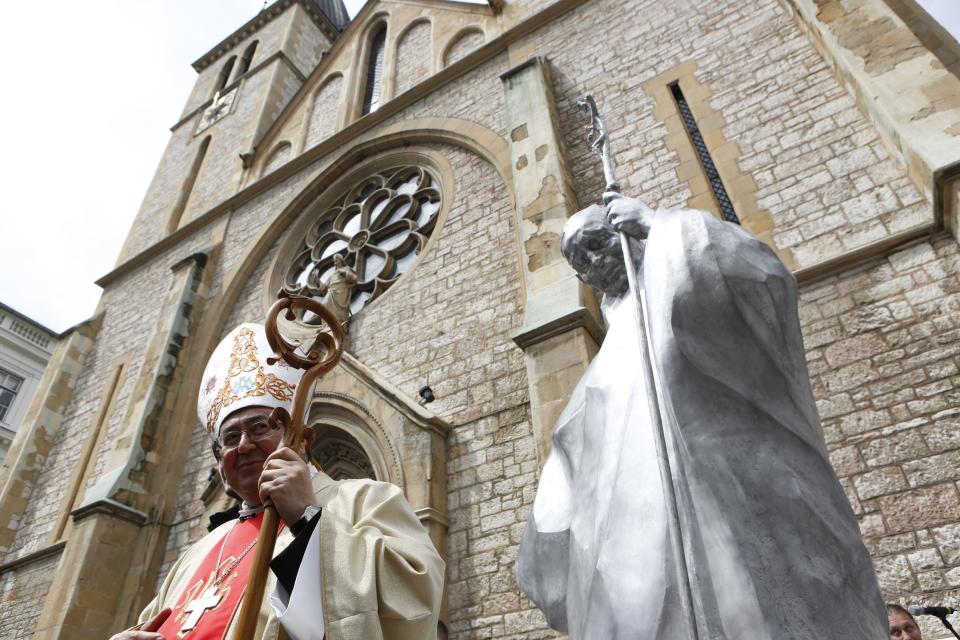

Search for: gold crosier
xmin=233 ymin=291 xmax=347 ymax=640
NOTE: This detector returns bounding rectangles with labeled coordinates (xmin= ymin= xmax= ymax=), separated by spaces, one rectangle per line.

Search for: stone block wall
xmin=0 ymin=554 xmax=58 ymax=640
xmin=531 ymin=0 xmax=928 ymax=272
xmin=305 ymin=74 xmax=345 ymax=149
xmin=395 ymin=20 xmax=432 ymax=96
xmin=802 ymin=234 xmax=960 ymax=636
xmin=5 ymin=228 xmax=216 ymax=560
xmin=283 ymin=3 xmax=331 ymax=83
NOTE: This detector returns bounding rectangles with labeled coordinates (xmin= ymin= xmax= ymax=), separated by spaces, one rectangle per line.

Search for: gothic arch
xmin=348 ymin=14 xmax=391 ymax=122
xmin=236 ymin=40 xmax=259 ymax=77
xmin=312 ymin=427 xmax=377 ymax=481
xmin=441 ymin=27 xmax=485 ymax=68
xmin=214 ymin=56 xmax=236 ymax=96
xmin=303 ymin=73 xmax=344 ymax=151
xmin=307 ymin=391 xmax=402 ymax=485
xmin=307 ymin=355 xmax=450 ymax=551
xmin=154 ymin=120 xmax=508 ymax=578
xmin=261 ymin=141 xmax=292 ymax=177
xmin=394 ymin=19 xmax=433 ymax=96
xmin=165 ymin=119 xmax=510 ymax=491
xmin=261 ymin=146 xmax=455 ymax=325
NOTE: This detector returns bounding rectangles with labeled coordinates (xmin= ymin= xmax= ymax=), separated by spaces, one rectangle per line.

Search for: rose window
xmin=283 ymin=166 xmax=441 ymax=322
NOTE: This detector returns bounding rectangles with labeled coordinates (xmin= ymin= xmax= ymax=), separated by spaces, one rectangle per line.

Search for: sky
xmin=0 ymin=0 xmax=956 ymax=334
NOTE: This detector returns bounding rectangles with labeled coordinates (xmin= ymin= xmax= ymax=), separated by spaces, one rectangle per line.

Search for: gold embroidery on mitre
xmin=206 ymin=327 xmax=296 ymax=434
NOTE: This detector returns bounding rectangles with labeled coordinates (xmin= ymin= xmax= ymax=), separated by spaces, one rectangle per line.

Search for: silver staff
xmin=578 ymin=93 xmax=701 ymax=640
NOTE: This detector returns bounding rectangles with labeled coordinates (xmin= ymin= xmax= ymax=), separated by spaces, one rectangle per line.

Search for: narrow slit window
xmin=215 ymin=56 xmax=236 ymax=95
xmin=669 ymin=82 xmax=740 ymax=224
xmin=237 ymin=41 xmax=258 ymax=76
xmin=362 ymin=27 xmax=387 ymax=115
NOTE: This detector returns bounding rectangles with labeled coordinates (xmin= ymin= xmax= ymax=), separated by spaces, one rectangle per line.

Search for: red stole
xmin=157 ymin=513 xmax=265 ymax=640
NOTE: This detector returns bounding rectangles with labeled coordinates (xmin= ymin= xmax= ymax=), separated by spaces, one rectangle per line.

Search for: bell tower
xmin=115 ymin=0 xmax=349 ymax=263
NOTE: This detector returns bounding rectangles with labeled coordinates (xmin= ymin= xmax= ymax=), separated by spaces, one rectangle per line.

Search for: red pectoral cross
xmin=180 ymin=586 xmax=223 ymax=633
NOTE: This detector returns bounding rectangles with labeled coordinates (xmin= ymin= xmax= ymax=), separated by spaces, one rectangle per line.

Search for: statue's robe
xmin=516 ymin=209 xmax=887 ymax=640
xmin=139 ymin=472 xmax=443 ymax=640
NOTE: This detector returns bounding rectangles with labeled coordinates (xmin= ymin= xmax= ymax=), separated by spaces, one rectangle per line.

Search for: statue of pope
xmin=515 ymin=198 xmax=887 ymax=640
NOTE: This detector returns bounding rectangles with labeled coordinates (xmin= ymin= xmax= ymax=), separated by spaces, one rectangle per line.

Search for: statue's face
xmin=565 ymin=218 xmax=628 ymax=297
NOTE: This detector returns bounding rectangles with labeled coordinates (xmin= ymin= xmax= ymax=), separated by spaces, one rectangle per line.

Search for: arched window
xmin=361 ymin=26 xmax=387 ymax=115
xmin=305 ymin=74 xmax=344 ymax=148
xmin=443 ymin=28 xmax=484 ymax=67
xmin=312 ymin=427 xmax=377 ymax=480
xmin=237 ymin=40 xmax=258 ymax=76
xmin=281 ymin=165 xmax=443 ymax=319
xmin=214 ymin=56 xmax=236 ymax=95
xmin=395 ymin=21 xmax=431 ymax=95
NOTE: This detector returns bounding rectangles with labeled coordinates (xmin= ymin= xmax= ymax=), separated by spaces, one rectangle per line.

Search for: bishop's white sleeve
xmin=270 ymin=518 xmax=325 ymax=640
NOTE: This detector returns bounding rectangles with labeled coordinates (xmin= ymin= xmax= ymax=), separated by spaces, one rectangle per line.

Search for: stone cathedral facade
xmin=1 ymin=0 xmax=960 ymax=637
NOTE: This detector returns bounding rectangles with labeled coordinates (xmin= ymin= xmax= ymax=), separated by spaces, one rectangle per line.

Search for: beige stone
xmin=5 ymin=1 xmax=960 ymax=637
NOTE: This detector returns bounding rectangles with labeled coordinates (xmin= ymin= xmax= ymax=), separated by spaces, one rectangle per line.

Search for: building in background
xmin=1 ymin=0 xmax=960 ymax=638
xmin=0 ymin=304 xmax=58 ymax=464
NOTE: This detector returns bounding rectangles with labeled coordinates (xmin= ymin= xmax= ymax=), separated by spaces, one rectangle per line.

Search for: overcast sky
xmin=0 ymin=0 xmax=956 ymax=333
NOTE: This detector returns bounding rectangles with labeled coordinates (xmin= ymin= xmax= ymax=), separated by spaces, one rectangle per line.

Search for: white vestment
xmin=140 ymin=472 xmax=443 ymax=640
xmin=516 ymin=209 xmax=887 ymax=639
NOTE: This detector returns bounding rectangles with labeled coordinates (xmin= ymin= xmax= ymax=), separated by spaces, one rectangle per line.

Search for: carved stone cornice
xmin=512 ymin=307 xmax=604 ymax=351
xmin=70 ymin=498 xmax=148 ymax=526
xmin=0 ymin=541 xmax=66 ymax=575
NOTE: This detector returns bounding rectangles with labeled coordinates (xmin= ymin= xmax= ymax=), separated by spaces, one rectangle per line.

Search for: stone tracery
xmin=282 ymin=165 xmax=442 ymax=322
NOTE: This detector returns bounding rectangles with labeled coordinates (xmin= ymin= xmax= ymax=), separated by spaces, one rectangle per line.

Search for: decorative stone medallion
xmin=283 ymin=166 xmax=442 ymax=323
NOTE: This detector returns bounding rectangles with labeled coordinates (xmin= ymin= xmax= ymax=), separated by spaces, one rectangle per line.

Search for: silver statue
xmin=515 ymin=97 xmax=888 ymax=640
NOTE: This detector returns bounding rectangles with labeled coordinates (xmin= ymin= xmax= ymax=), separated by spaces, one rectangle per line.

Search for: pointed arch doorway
xmin=311 ymin=427 xmax=377 ymax=481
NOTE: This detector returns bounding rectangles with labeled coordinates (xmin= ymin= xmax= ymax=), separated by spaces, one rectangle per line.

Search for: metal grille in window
xmin=669 ymin=83 xmax=740 ymax=224
xmin=0 ymin=369 xmax=23 ymax=423
xmin=283 ymin=166 xmax=441 ymax=321
xmin=362 ymin=28 xmax=386 ymax=115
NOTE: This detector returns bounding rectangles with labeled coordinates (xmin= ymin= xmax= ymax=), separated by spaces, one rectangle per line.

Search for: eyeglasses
xmin=218 ymin=420 xmax=279 ymax=452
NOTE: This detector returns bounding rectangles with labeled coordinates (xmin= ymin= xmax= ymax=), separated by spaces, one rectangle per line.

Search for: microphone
xmin=909 ymin=605 xmax=956 ymax=618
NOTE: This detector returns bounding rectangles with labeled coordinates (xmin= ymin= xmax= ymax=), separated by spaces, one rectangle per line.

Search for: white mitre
xmin=197 ymin=322 xmax=303 ymax=441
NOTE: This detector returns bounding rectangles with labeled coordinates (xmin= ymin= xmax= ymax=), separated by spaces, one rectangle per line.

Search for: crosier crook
xmin=233 ymin=291 xmax=347 ymax=640
xmin=578 ymin=93 xmax=701 ymax=640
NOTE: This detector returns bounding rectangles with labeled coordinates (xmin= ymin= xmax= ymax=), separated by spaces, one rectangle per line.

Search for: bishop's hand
xmin=259 ymin=446 xmax=319 ymax=528
xmin=607 ymin=197 xmax=655 ymax=239
xmin=108 ymin=607 xmax=171 ymax=640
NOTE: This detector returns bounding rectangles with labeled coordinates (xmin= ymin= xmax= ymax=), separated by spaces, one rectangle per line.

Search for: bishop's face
xmin=218 ymin=406 xmax=283 ymax=505
xmin=566 ymin=219 xmax=629 ymax=297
